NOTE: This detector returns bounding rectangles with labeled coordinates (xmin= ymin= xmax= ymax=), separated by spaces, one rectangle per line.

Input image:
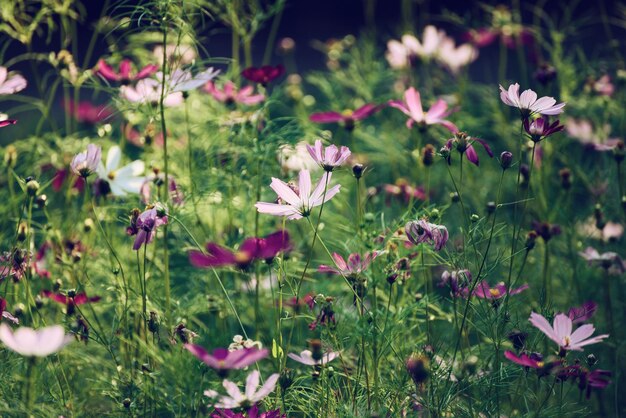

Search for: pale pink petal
xmin=529 ymin=312 xmax=559 ymax=344
xmin=269 ymin=178 xmax=301 ymax=207
xmin=552 ymin=314 xmax=572 ymax=341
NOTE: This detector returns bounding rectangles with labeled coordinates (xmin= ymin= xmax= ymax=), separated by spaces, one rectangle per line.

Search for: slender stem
xmin=159 ymin=26 xmax=171 ymax=320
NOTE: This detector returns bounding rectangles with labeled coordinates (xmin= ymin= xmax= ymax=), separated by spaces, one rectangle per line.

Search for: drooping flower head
xmin=95 ymin=59 xmax=158 ymax=83
xmin=529 ymin=312 xmax=608 ymax=351
xmin=41 ymin=290 xmax=101 ymax=315
xmin=444 ymin=132 xmax=493 ymax=166
xmin=306 ymin=140 xmax=351 ymax=172
xmin=255 ymin=169 xmax=340 ymax=220
xmin=499 ymin=83 xmax=566 ymax=119
xmin=185 ymin=345 xmax=268 ymax=377
xmin=241 ymin=65 xmax=285 ymax=85
xmin=70 ymin=144 xmax=102 ymax=178
xmin=204 ymin=81 xmax=265 ymax=106
xmin=405 ymin=219 xmax=449 ymax=251
xmin=318 ymin=252 xmax=379 ymax=278
xmin=0 ymin=323 xmax=73 ymax=357
xmin=523 ymin=116 xmax=564 ymax=143
xmin=204 ymin=370 xmax=279 ymax=409
xmin=309 ymin=104 xmax=380 ymax=131
xmin=128 ymin=205 xmax=168 ymax=250
xmin=389 ymin=87 xmax=458 ymax=132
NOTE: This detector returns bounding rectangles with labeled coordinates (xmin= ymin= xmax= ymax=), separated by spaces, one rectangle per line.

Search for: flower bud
xmin=586 ymin=354 xmax=598 ymax=366
xmin=14 ymin=303 xmax=25 ymax=317
xmin=500 ymin=151 xmax=513 ymax=170
xmin=4 ymin=145 xmax=17 ymax=168
xmin=422 ymin=144 xmax=435 ymax=166
xmin=352 ymin=163 xmax=364 ymax=179
xmin=34 ymin=194 xmax=47 ymax=209
xmin=53 ymin=279 xmax=62 ymax=291
xmin=279 ymin=368 xmax=294 ymax=391
xmin=26 ymin=179 xmax=40 ymax=197
xmin=525 ymin=231 xmax=538 ymax=250
xmin=450 ymin=192 xmax=460 ymax=203
xmin=614 ymin=140 xmax=625 ymax=163
xmin=463 ymin=355 xmax=479 ymax=375
xmin=123 ymin=398 xmax=131 ymax=408
xmin=559 ymin=168 xmax=571 ymax=190
xmin=17 ymin=222 xmax=28 ymax=241
xmin=308 ymin=339 xmax=323 ymax=361
xmin=406 ymin=354 xmax=430 ymax=386
xmin=470 ymin=214 xmax=480 ymax=222
xmin=486 ymin=201 xmax=496 ymax=214
xmin=35 ymin=295 xmax=44 ymax=309
xmin=520 ymin=164 xmax=530 ymax=185
xmin=84 ymin=218 xmax=95 ymax=232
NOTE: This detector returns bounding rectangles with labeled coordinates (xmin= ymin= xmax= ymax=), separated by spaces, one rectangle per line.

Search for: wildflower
xmin=0 ymin=249 xmax=29 ymax=282
xmin=171 ymin=323 xmax=198 ymax=345
xmin=278 ymin=142 xmax=320 ymax=173
xmin=466 ymin=281 xmax=529 ymax=299
xmin=120 ymin=78 xmax=183 ymax=106
xmin=129 ymin=205 xmax=168 ymax=250
xmin=592 ymin=74 xmax=614 ymax=96
xmin=523 ymin=116 xmax=564 ymax=143
xmin=445 ymin=132 xmax=493 ymax=166
xmin=241 ymin=65 xmax=285 ymax=85
xmin=228 ymin=335 xmax=263 ymax=351
xmin=41 ymin=290 xmax=101 ymax=315
xmin=309 ymin=104 xmax=380 ymax=130
xmin=70 ymin=144 xmax=102 ymax=178
xmin=568 ymin=301 xmax=597 ymax=324
xmin=308 ymin=296 xmax=336 ymax=330
xmin=204 ymin=370 xmax=279 ymax=409
xmin=204 ymin=81 xmax=265 ymax=106
xmin=306 ymin=140 xmax=351 ymax=172
xmin=94 ymin=58 xmax=158 ymax=83
xmin=255 ymin=169 xmax=340 ymax=220
xmin=0 ymin=298 xmax=18 ymax=324
xmin=0 ymin=323 xmax=73 ymax=357
xmin=64 ymin=100 xmax=113 ymax=125
xmin=406 ymin=354 xmax=430 ymax=385
xmin=185 ymin=345 xmax=268 ymax=377
xmin=389 ymin=87 xmax=458 ymax=132
xmin=0 ymin=118 xmax=17 ymax=128
xmin=437 ymin=38 xmax=478 ymax=74
xmin=0 ymin=67 xmax=27 ymax=94
xmin=531 ymin=221 xmax=561 ymax=242
xmin=529 ymin=312 xmax=608 ymax=351
xmin=557 ymin=365 xmax=611 ymax=399
xmin=534 ymin=64 xmax=557 ymax=85
xmin=504 ymin=350 xmax=544 ymax=369
xmin=578 ymin=247 xmax=626 ymax=275
xmin=499 ymin=83 xmax=566 ymax=118
xmin=288 ymin=349 xmax=339 ymax=366
xmin=565 ymin=119 xmax=619 ymax=151
xmin=211 ymin=405 xmax=285 ymax=418
xmin=500 ymin=151 xmax=513 ymax=170
xmin=461 ymin=28 xmax=499 ymax=48
xmin=439 ymin=270 xmax=472 ymax=297
xmin=403 ymin=26 xmax=447 ymax=61
xmin=318 ymin=252 xmax=379 ymax=277
xmin=405 ymin=219 xmax=449 ymax=251
xmin=385 ymin=34 xmax=422 ymax=69
xmin=153 ymin=44 xmax=196 ymax=66
xmin=189 ymin=230 xmax=290 ymax=270
xmin=95 ymin=145 xmax=145 ymax=197
xmin=160 ymin=67 xmax=220 ymax=93
xmin=382 ymin=179 xmax=427 ymax=204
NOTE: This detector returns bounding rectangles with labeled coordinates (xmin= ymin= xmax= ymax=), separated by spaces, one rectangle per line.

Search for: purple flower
xmin=129 ymin=205 xmax=168 ymax=250
xmin=185 ymin=345 xmax=268 ymax=377
xmin=70 ymin=144 xmax=102 ymax=178
xmin=568 ymin=301 xmax=598 ymax=324
xmin=204 ymin=370 xmax=279 ymax=409
xmin=95 ymin=58 xmax=158 ymax=83
xmin=529 ymin=312 xmax=608 ymax=351
xmin=0 ymin=298 xmax=18 ymax=324
xmin=558 ymin=365 xmax=612 ymax=398
xmin=0 ymin=249 xmax=29 ymax=282
xmin=64 ymin=100 xmax=113 ymax=125
xmin=504 ymin=350 xmax=544 ymax=369
xmin=41 ymin=290 xmax=101 ymax=316
xmin=531 ymin=221 xmax=561 ymax=242
xmin=241 ymin=65 xmax=285 ymax=85
xmin=318 ymin=252 xmax=379 ymax=277
xmin=204 ymin=81 xmax=264 ymax=106
xmin=445 ymin=132 xmax=493 ymax=166
xmin=287 ymin=349 xmax=339 ymax=366
xmin=499 ymin=83 xmax=566 ymax=118
xmin=309 ymin=104 xmax=380 ymax=130
xmin=523 ymin=116 xmax=564 ymax=142
xmin=189 ymin=230 xmax=290 ymax=270
xmin=439 ymin=270 xmax=472 ymax=297
xmin=466 ymin=281 xmax=529 ymax=300
xmin=255 ymin=169 xmax=340 ymax=220
xmin=306 ymin=140 xmax=351 ymax=172
xmin=388 ymin=87 xmax=458 ymax=132
xmin=211 ymin=406 xmax=285 ymax=418
xmin=405 ymin=219 xmax=448 ymax=251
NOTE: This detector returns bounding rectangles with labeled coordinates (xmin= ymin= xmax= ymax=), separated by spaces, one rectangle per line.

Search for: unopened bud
xmin=4 ymin=145 xmax=17 ymax=168
xmin=352 ymin=164 xmax=364 ymax=179
xmin=406 ymin=354 xmax=430 ymax=385
xmin=500 ymin=151 xmax=513 ymax=170
xmin=559 ymin=168 xmax=571 ymax=189
xmin=422 ymin=144 xmax=435 ymax=166
xmin=26 ymin=179 xmax=40 ymax=197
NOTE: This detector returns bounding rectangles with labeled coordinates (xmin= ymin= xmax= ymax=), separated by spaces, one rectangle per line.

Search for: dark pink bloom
xmin=504 ymin=350 xmax=543 ymax=368
xmin=318 ymin=252 xmax=379 ymax=276
xmin=52 ymin=168 xmax=85 ymax=192
xmin=0 ymin=249 xmax=29 ymax=282
xmin=405 ymin=219 xmax=448 ymax=251
xmin=465 ymin=280 xmax=529 ymax=299
xmin=444 ymin=133 xmax=493 ymax=166
xmin=41 ymin=290 xmax=100 ymax=315
xmin=128 ymin=206 xmax=168 ymax=250
xmin=64 ymin=100 xmax=113 ymax=125
xmin=388 ymin=87 xmax=458 ymax=132
xmin=211 ymin=406 xmax=285 ymax=418
xmin=241 ymin=65 xmax=285 ymax=85
xmin=0 ymin=119 xmax=16 ymax=128
xmin=523 ymin=116 xmax=564 ymax=143
xmin=567 ymin=301 xmax=597 ymax=324
xmin=204 ymin=81 xmax=264 ymax=105
xmin=95 ymin=58 xmax=158 ymax=83
xmin=557 ymin=365 xmax=611 ymax=398
xmin=462 ymin=28 xmax=498 ymax=48
xmin=381 ymin=180 xmax=427 ymax=204
xmin=309 ymin=104 xmax=380 ymax=130
xmin=184 ymin=345 xmax=268 ymax=377
xmin=70 ymin=144 xmax=102 ymax=178
xmin=189 ymin=230 xmax=290 ymax=270
xmin=33 ymin=243 xmax=51 ymax=278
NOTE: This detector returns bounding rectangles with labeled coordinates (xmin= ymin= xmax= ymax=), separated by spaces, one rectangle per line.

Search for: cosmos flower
xmin=306 ymin=140 xmax=351 ymax=172
xmin=388 ymin=87 xmax=458 ymax=132
xmin=0 ymin=298 xmax=18 ymax=324
xmin=504 ymin=351 xmax=544 ymax=369
xmin=160 ymin=67 xmax=220 ymax=93
xmin=557 ymin=365 xmax=612 ymax=399
xmin=0 ymin=118 xmax=17 ymax=128
xmin=95 ymin=59 xmax=158 ymax=83
xmin=287 ymin=349 xmax=339 ymax=366
xmin=41 ymin=290 xmax=101 ymax=315
xmin=437 ymin=38 xmax=478 ymax=74
xmin=381 ymin=179 xmax=427 ymax=204
xmin=0 ymin=323 xmax=73 ymax=357
xmin=128 ymin=205 xmax=168 ymax=250
xmin=204 ymin=370 xmax=279 ymax=409
xmin=185 ymin=345 xmax=268 ymax=377
xmin=64 ymin=100 xmax=113 ymax=125
xmin=0 ymin=249 xmax=30 ymax=282
xmin=211 ymin=405 xmax=285 ymax=418
xmin=499 ymin=83 xmax=566 ymax=117
xmin=318 ymin=252 xmax=379 ymax=276
xmin=241 ymin=65 xmax=285 ymax=85
xmin=405 ymin=219 xmax=449 ymax=251
xmin=523 ymin=116 xmax=564 ymax=143
xmin=204 ymin=81 xmax=265 ymax=106
xmin=465 ymin=281 xmax=529 ymax=300
xmin=529 ymin=312 xmax=608 ymax=351
xmin=568 ymin=301 xmax=597 ymax=324
xmin=189 ymin=230 xmax=290 ymax=270
xmin=309 ymin=104 xmax=380 ymax=131
xmin=592 ymin=74 xmax=614 ymax=96
xmin=565 ymin=119 xmax=620 ymax=151
xmin=255 ymin=169 xmax=340 ymax=220
xmin=120 ymin=78 xmax=183 ymax=106
xmin=444 ymin=132 xmax=493 ymax=166
xmin=439 ymin=269 xmax=472 ymax=298
xmin=70 ymin=144 xmax=102 ymax=178
xmin=578 ymin=247 xmax=626 ymax=275
xmin=278 ymin=142 xmax=320 ymax=173
xmin=0 ymin=67 xmax=27 ymax=94
xmin=407 ymin=26 xmax=447 ymax=60
xmin=95 ymin=145 xmax=145 ymax=197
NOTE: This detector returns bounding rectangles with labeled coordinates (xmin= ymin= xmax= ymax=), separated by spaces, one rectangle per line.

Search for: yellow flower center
xmin=235 ymin=251 xmax=251 ymax=264
xmin=341 ymin=109 xmax=353 ymax=117
xmin=489 ymin=289 xmax=501 ymax=297
xmin=108 ymin=171 xmax=116 ymax=180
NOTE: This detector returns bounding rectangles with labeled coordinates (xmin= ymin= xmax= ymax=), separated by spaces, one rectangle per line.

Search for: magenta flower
xmin=255 ymin=169 xmax=340 ymax=220
xmin=185 ymin=345 xmax=268 ymax=377
xmin=529 ymin=312 xmax=608 ymax=351
xmin=318 ymin=252 xmax=379 ymax=276
xmin=64 ymin=100 xmax=113 ymax=125
xmin=405 ymin=219 xmax=448 ymax=251
xmin=204 ymin=370 xmax=279 ymax=409
xmin=189 ymin=230 xmax=290 ymax=270
xmin=568 ymin=301 xmax=597 ymax=324
xmin=499 ymin=83 xmax=566 ymax=118
xmin=309 ymin=104 xmax=380 ymax=130
xmin=0 ymin=119 xmax=17 ymax=128
xmin=41 ymin=290 xmax=101 ymax=315
xmin=388 ymin=87 xmax=458 ymax=132
xmin=0 ymin=67 xmax=27 ymax=94
xmin=444 ymin=132 xmax=493 ymax=166
xmin=558 ymin=365 xmax=611 ymax=399
xmin=504 ymin=350 xmax=544 ymax=369
xmin=204 ymin=81 xmax=265 ymax=106
xmin=95 ymin=58 xmax=158 ymax=83
xmin=241 ymin=65 xmax=285 ymax=85
xmin=128 ymin=205 xmax=168 ymax=250
xmin=523 ymin=116 xmax=564 ymax=143
xmin=288 ymin=349 xmax=339 ymax=366
xmin=306 ymin=140 xmax=351 ymax=172
xmin=465 ymin=281 xmax=529 ymax=300
xmin=70 ymin=144 xmax=102 ymax=178
xmin=0 ymin=324 xmax=73 ymax=357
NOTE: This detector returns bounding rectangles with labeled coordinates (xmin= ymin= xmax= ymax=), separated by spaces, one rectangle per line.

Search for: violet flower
xmin=129 ymin=205 xmax=168 ymax=250
xmin=568 ymin=301 xmax=597 ymax=324
xmin=306 ymin=139 xmax=351 ymax=172
xmin=41 ymin=290 xmax=101 ymax=315
xmin=204 ymin=370 xmax=279 ymax=409
xmin=70 ymin=144 xmax=102 ymax=178
xmin=95 ymin=59 xmax=158 ymax=83
xmin=309 ymin=104 xmax=380 ymax=130
xmin=0 ymin=323 xmax=73 ymax=357
xmin=388 ymin=87 xmax=458 ymax=132
xmin=241 ymin=65 xmax=285 ymax=85
xmin=0 ymin=298 xmax=18 ymax=324
xmin=558 ymin=365 xmax=612 ymax=399
xmin=204 ymin=81 xmax=265 ymax=106
xmin=529 ymin=312 xmax=608 ymax=351
xmin=405 ymin=219 xmax=448 ymax=251
xmin=445 ymin=132 xmax=493 ymax=166
xmin=465 ymin=281 xmax=529 ymax=300
xmin=523 ymin=116 xmax=564 ymax=143
xmin=0 ymin=249 xmax=29 ymax=282
xmin=185 ymin=345 xmax=268 ymax=377
xmin=287 ymin=350 xmax=339 ymax=366
xmin=255 ymin=169 xmax=340 ymax=220
xmin=318 ymin=252 xmax=379 ymax=277
xmin=499 ymin=83 xmax=566 ymax=118
xmin=189 ymin=230 xmax=290 ymax=270
xmin=504 ymin=350 xmax=544 ymax=369
xmin=439 ymin=270 xmax=472 ymax=297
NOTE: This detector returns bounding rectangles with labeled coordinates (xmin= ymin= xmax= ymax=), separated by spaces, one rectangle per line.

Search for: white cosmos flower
xmin=287 ymin=349 xmax=339 ymax=366
xmin=204 ymin=370 xmax=279 ymax=409
xmin=0 ymin=323 xmax=73 ymax=357
xmin=499 ymin=83 xmax=566 ymax=116
xmin=120 ymin=78 xmax=183 ymax=106
xmin=160 ymin=68 xmax=220 ymax=92
xmin=96 ymin=145 xmax=145 ymax=196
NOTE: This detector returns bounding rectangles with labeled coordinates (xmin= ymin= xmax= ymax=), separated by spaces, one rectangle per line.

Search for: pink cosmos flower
xmin=318 ymin=252 xmax=379 ymax=277
xmin=523 ymin=116 xmax=564 ymax=143
xmin=189 ymin=230 xmax=290 ymax=270
xmin=578 ymin=247 xmax=626 ymax=275
xmin=64 ymin=100 xmax=113 ymax=125
xmin=0 ymin=323 xmax=73 ymax=357
xmin=70 ymin=144 xmax=102 ymax=178
xmin=95 ymin=59 xmax=158 ymax=83
xmin=127 ymin=205 xmax=168 ymax=250
xmin=309 ymin=104 xmax=380 ymax=130
xmin=592 ymin=75 xmax=614 ymax=96
xmin=529 ymin=312 xmax=608 ymax=351
xmin=287 ymin=349 xmax=339 ymax=366
xmin=565 ymin=119 xmax=620 ymax=151
xmin=568 ymin=301 xmax=597 ymax=324
xmin=0 ymin=298 xmax=18 ymax=324
xmin=211 ymin=406 xmax=285 ymax=418
xmin=388 ymin=87 xmax=458 ymax=132
xmin=557 ymin=365 xmax=612 ymax=399
xmin=41 ymin=290 xmax=101 ymax=315
xmin=437 ymin=38 xmax=478 ymax=74
xmin=405 ymin=219 xmax=449 ymax=251
xmin=255 ymin=169 xmax=340 ymax=220
xmin=504 ymin=350 xmax=544 ymax=368
xmin=462 ymin=28 xmax=498 ymax=48
xmin=0 ymin=67 xmax=27 ymax=94
xmin=306 ymin=139 xmax=351 ymax=172
xmin=381 ymin=179 xmax=427 ymax=204
xmin=499 ymin=83 xmax=566 ymax=117
xmin=204 ymin=370 xmax=279 ymax=409
xmin=0 ymin=249 xmax=29 ymax=282
xmin=465 ymin=281 xmax=529 ymax=299
xmin=204 ymin=81 xmax=265 ymax=106
xmin=185 ymin=345 xmax=268 ymax=377
xmin=120 ymin=78 xmax=183 ymax=107
xmin=0 ymin=119 xmax=17 ymax=128
xmin=241 ymin=65 xmax=285 ymax=85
